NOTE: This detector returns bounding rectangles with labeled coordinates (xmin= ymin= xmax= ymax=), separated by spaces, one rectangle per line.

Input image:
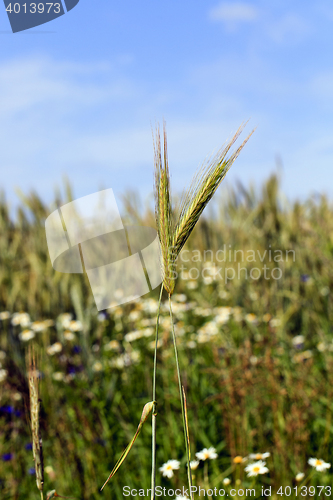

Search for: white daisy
xmin=64 ymin=331 xmax=75 ymax=341
xmin=245 ymin=460 xmax=269 ymax=477
xmin=68 ymin=320 xmax=83 ymax=332
xmin=190 ymin=460 xmax=199 ymax=470
xmin=46 ymin=342 xmax=63 ymax=356
xmin=248 ymin=452 xmax=270 ymax=460
xmin=19 ymin=329 xmax=35 ymax=342
xmin=223 ymin=478 xmax=231 ymax=485
xmin=195 ymin=447 xmax=218 ymax=461
xmin=159 ymin=459 xmax=180 ymax=478
xmin=308 ymin=458 xmax=331 ymax=472
xmin=295 ymin=472 xmax=305 ymax=481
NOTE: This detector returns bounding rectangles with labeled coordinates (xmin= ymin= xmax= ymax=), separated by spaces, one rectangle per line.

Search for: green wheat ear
xmin=172 ymin=122 xmax=255 ymax=258
xmin=153 ymin=122 xmax=175 ymax=296
xmin=153 ymin=121 xmax=254 ymax=295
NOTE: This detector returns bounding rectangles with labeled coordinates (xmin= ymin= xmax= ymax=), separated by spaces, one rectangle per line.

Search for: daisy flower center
xmin=315 ymin=460 xmax=323 ymax=466
xmin=255 ymin=454 xmax=262 ymax=459
xmin=253 ymin=466 xmax=260 ymax=473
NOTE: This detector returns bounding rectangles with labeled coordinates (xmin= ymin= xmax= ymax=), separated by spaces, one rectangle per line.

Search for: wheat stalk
xmin=27 ymin=345 xmax=44 ymax=500
xmin=152 ymin=121 xmax=254 ymax=500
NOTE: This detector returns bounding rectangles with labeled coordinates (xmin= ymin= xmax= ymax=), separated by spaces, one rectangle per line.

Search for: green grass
xmin=0 ymin=174 xmax=332 ymax=499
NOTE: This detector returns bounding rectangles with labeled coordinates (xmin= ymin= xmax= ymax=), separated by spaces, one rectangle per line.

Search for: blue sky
xmin=1 ymin=0 xmax=333 ymax=214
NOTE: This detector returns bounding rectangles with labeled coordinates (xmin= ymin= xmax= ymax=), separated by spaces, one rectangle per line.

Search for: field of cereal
xmin=0 ymin=174 xmax=332 ymax=499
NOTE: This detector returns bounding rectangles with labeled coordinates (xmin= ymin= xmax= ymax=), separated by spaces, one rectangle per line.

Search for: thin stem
xmin=204 ymin=461 xmax=208 ymax=487
xmin=151 ymin=284 xmax=164 ymax=500
xmin=169 ymin=295 xmax=194 ymax=499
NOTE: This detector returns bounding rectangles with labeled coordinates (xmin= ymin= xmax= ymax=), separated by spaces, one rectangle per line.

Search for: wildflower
xmin=25 ymin=443 xmax=33 ymax=451
xmin=0 ymin=311 xmax=10 ymax=320
xmin=31 ymin=321 xmax=47 ymax=332
xmin=301 ymin=274 xmax=309 ymax=283
xmin=46 ymin=342 xmax=62 ymax=356
xmin=128 ymin=310 xmax=141 ymax=321
xmin=64 ymin=331 xmax=75 ymax=341
xmin=249 ymin=452 xmax=270 ymax=460
xmin=320 ymin=286 xmax=329 ymax=296
xmin=58 ymin=313 xmax=72 ymax=328
xmin=11 ymin=312 xmax=31 ymax=327
xmin=317 ymin=342 xmax=326 ymax=352
xmin=159 ymin=459 xmax=180 ymax=478
xmin=97 ymin=312 xmax=107 ymax=322
xmin=292 ymin=335 xmax=304 ymax=349
xmin=245 ymin=460 xmax=269 ymax=477
xmin=173 ymin=294 xmax=187 ymax=302
xmin=233 ymin=456 xmax=246 ymax=464
xmin=308 ymin=458 xmax=331 ymax=472
xmin=245 ymin=313 xmax=258 ymax=325
xmin=195 ymin=447 xmax=218 ymax=461
xmin=68 ymin=320 xmax=83 ymax=332
xmin=249 ymin=356 xmax=258 ymax=366
xmin=269 ymin=318 xmax=281 ymax=328
xmin=223 ymin=478 xmax=231 ymax=485
xmin=104 ymin=340 xmax=120 ymax=351
xmin=262 ymin=313 xmax=271 ymax=322
xmin=124 ymin=330 xmax=145 ymax=342
xmin=0 ymin=369 xmax=7 ymax=383
xmin=28 ymin=467 xmax=36 ymax=475
xmin=190 ymin=460 xmax=199 ymax=470
xmin=187 ymin=341 xmax=196 ymax=349
xmin=19 ymin=330 xmax=35 ymax=342
xmin=0 ymin=351 xmax=6 ymax=360
xmin=176 ymin=496 xmax=189 ymax=500
xmin=186 ymin=281 xmax=198 ymax=289
xmin=0 ymin=405 xmax=14 ymax=414
xmin=295 ymin=472 xmax=305 ymax=481
xmin=203 ymin=275 xmax=214 ymax=285
xmin=2 ymin=453 xmax=13 ymax=461
xmin=92 ymin=361 xmax=103 ymax=372
xmin=52 ymin=372 xmax=64 ymax=381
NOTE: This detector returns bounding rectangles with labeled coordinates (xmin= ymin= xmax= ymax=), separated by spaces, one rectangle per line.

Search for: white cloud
xmin=208 ymin=2 xmax=259 ymax=29
xmin=266 ymin=13 xmax=311 ymax=45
